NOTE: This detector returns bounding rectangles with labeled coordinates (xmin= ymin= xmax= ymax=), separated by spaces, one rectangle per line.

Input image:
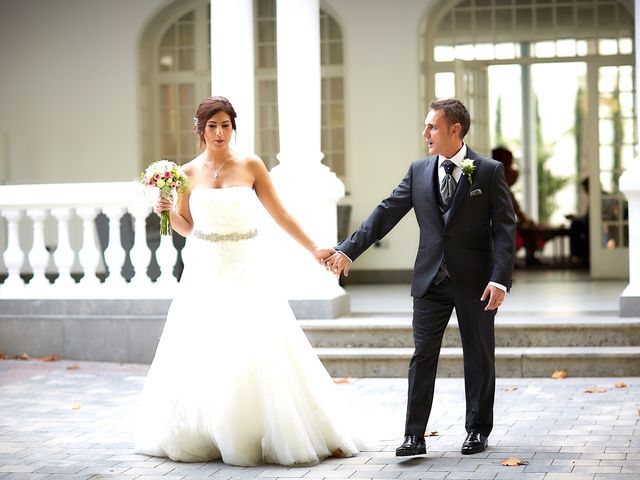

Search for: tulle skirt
xmin=134 ymin=236 xmax=358 ymax=466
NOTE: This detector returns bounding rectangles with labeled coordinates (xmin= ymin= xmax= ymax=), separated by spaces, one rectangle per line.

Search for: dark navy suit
xmin=337 ymin=146 xmax=516 ymax=436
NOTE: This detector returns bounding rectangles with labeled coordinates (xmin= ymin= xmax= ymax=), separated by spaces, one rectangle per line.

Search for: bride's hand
xmin=155 ymin=194 xmax=173 ymax=215
xmin=313 ymin=247 xmax=336 ymax=266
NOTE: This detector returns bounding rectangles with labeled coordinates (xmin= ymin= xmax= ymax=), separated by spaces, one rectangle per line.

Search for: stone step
xmin=300 ymin=316 xmax=640 ymax=348
xmin=316 ymin=346 xmax=640 ymax=378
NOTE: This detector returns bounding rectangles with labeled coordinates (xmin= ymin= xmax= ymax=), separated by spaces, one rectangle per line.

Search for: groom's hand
xmin=481 ymin=284 xmax=505 ymax=311
xmin=323 ymin=251 xmax=351 ymax=277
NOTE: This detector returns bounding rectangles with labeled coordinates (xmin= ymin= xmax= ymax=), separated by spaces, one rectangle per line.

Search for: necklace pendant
xmin=214 ymin=173 xmax=218 ymax=178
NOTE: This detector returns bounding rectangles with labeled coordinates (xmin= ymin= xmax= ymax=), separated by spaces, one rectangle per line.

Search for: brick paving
xmin=0 ymin=359 xmax=638 ymax=480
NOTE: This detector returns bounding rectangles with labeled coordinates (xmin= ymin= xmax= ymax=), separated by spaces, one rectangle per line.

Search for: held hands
xmin=313 ymin=248 xmax=336 ymax=266
xmin=321 ymin=251 xmax=351 ymax=277
xmin=480 ymin=284 xmax=505 ymax=311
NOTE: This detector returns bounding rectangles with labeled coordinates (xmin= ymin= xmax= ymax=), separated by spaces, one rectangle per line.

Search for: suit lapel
xmin=445 ymin=148 xmax=479 ymax=225
xmin=424 ymin=156 xmax=440 ymax=211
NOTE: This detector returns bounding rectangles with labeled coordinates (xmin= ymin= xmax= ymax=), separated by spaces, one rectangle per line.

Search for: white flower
xmin=461 ymin=158 xmax=476 ymax=183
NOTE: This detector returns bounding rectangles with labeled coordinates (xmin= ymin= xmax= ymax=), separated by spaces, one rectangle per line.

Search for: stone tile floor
xmin=0 ymin=359 xmax=638 ymax=479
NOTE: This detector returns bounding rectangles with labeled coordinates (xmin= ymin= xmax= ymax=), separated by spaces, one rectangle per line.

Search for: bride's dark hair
xmin=193 ymin=96 xmax=237 ymax=149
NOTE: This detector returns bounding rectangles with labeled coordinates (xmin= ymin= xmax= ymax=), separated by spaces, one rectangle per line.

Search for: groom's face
xmin=423 ymin=109 xmax=462 ymax=158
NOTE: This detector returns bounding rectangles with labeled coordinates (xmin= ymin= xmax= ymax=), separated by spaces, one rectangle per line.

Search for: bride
xmin=133 ymin=96 xmax=359 ymax=466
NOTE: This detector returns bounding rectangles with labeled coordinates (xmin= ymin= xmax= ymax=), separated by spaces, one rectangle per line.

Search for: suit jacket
xmin=337 ymin=147 xmax=516 ymax=297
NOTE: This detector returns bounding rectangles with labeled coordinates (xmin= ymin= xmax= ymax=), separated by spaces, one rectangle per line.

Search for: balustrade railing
xmin=0 ymin=182 xmax=181 ymax=298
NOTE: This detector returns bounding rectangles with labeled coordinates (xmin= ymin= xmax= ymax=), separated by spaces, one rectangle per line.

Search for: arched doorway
xmin=421 ymin=0 xmax=635 ymax=278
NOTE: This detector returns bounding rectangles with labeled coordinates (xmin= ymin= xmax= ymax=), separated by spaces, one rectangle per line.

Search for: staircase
xmin=301 ymin=314 xmax=640 ymax=377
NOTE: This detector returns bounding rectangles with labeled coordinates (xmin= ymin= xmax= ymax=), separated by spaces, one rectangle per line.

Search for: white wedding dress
xmin=134 ymin=186 xmax=358 ymax=466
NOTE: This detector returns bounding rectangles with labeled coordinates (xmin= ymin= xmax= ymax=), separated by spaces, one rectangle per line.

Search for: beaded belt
xmin=193 ymin=229 xmax=257 ymax=242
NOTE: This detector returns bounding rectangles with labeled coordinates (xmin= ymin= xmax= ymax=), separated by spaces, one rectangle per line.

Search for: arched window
xmin=139 ymin=0 xmax=211 ymax=170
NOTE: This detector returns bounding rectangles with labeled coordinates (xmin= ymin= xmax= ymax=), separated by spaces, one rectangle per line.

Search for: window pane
xmin=160 ymin=26 xmax=175 ymax=48
xmin=159 ymin=50 xmax=175 ymax=71
xmin=178 ymin=48 xmax=195 ymax=70
xmin=258 ymin=20 xmax=275 ymax=42
xmin=178 ymin=23 xmax=194 ymax=46
xmin=178 ymin=84 xmax=195 ymax=106
xmin=163 ymin=133 xmax=177 ymax=156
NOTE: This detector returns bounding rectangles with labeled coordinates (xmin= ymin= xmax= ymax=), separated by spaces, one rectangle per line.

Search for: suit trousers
xmin=404 ymin=276 xmax=496 ymax=438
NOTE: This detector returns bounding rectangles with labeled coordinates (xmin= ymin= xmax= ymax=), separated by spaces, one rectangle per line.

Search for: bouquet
xmin=139 ymin=160 xmax=189 ymax=235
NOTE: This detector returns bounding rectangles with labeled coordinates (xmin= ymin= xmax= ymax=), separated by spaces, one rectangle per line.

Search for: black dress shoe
xmin=461 ymin=432 xmax=488 ymax=455
xmin=395 ymin=434 xmax=426 ymax=456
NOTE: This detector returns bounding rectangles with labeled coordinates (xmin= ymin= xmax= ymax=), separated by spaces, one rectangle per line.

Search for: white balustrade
xmin=103 ymin=206 xmax=127 ymax=287
xmin=26 ymin=208 xmax=50 ymax=288
xmin=156 ymin=234 xmax=178 ymax=286
xmin=0 ymin=181 xmax=180 ymax=298
xmin=76 ymin=207 xmax=101 ymax=286
xmin=130 ymin=204 xmax=154 ymax=288
xmin=2 ymin=209 xmax=24 ymax=289
xmin=51 ymin=207 xmax=76 ymax=288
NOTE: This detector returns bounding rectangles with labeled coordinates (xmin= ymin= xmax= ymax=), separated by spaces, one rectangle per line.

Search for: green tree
xmin=536 ymin=96 xmax=569 ymax=224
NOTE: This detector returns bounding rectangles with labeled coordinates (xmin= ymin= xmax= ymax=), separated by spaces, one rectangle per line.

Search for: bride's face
xmin=204 ymin=111 xmax=233 ymax=151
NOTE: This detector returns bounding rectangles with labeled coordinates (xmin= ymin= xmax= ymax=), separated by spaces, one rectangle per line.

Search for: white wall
xmin=0 ymin=0 xmax=166 ymax=184
xmin=324 ymin=0 xmax=436 ymax=271
xmin=0 ymin=0 xmax=439 ymax=273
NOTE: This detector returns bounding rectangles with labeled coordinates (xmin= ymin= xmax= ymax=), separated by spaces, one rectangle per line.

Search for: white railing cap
xmin=0 ymin=181 xmax=151 ymax=210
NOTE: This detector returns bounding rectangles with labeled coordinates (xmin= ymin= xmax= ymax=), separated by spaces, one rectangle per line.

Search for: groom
xmin=325 ymin=98 xmax=515 ymax=456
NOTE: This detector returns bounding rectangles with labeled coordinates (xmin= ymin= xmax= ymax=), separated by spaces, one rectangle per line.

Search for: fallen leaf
xmin=333 ymin=378 xmax=350 ymax=384
xmin=503 ymin=386 xmax=518 ymax=391
xmin=424 ymin=431 xmax=439 ymax=437
xmin=66 ymin=364 xmax=80 ymax=370
xmin=71 ymin=403 xmax=81 ymax=410
xmin=551 ymin=370 xmax=567 ymax=379
xmin=0 ymin=352 xmax=7 ymax=359
xmin=332 ymin=448 xmax=343 ymax=457
xmin=614 ymin=382 xmax=627 ymax=388
xmin=501 ymin=457 xmax=528 ymax=466
xmin=40 ymin=354 xmax=59 ymax=362
xmin=15 ymin=353 xmax=31 ymax=361
xmin=583 ymin=387 xmax=607 ymax=393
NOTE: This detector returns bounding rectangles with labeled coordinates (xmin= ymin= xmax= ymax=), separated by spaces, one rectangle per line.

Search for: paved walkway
xmin=0 ymin=359 xmax=638 ymax=480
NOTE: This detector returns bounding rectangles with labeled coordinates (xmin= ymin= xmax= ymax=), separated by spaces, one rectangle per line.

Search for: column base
xmin=620 ymin=295 xmax=640 ymax=317
xmin=289 ymin=291 xmax=350 ymax=319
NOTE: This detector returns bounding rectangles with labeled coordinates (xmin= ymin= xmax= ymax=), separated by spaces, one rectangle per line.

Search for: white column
xmin=269 ymin=0 xmax=348 ymax=318
xmin=103 ymin=206 xmax=127 ymax=287
xmin=26 ymin=208 xmax=50 ymax=288
xmin=210 ymin=0 xmax=255 ymax=154
xmin=619 ymin=0 xmax=640 ymax=317
xmin=51 ymin=207 xmax=76 ymax=288
xmin=2 ymin=209 xmax=24 ymax=289
xmin=76 ymin=207 xmax=101 ymax=286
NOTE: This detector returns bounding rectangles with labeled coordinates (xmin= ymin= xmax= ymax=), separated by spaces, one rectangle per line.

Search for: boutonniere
xmin=460 ymin=158 xmax=476 ymax=183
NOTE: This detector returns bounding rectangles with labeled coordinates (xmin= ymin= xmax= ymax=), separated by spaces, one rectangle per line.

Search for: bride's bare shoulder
xmin=241 ymin=153 xmax=268 ymax=171
xmin=181 ymin=155 xmax=204 ymax=176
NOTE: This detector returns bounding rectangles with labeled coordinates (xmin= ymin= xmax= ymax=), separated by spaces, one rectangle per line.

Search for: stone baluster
xmin=103 ymin=206 xmax=127 ymax=286
xmin=155 ymin=234 xmax=177 ymax=285
xmin=130 ymin=205 xmax=153 ymax=286
xmin=51 ymin=207 xmax=76 ymax=287
xmin=2 ymin=209 xmax=24 ymax=289
xmin=76 ymin=207 xmax=101 ymax=286
xmin=25 ymin=208 xmax=50 ymax=288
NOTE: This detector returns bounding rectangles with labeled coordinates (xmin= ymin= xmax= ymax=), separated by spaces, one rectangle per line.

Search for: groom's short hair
xmin=429 ymin=99 xmax=471 ymax=139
